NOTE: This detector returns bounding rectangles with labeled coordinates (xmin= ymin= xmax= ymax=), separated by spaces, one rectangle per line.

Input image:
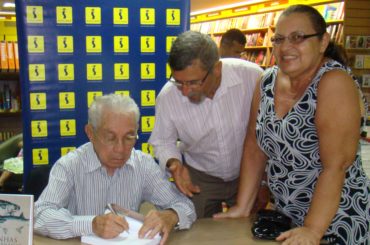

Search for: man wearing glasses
xmin=149 ymin=31 xmax=263 ymax=218
xmin=34 ymin=94 xmax=196 ymax=243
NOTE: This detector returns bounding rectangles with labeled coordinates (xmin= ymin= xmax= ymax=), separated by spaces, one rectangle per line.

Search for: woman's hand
xmin=276 ymin=227 xmax=322 ymax=245
xmin=212 ymin=204 xmax=250 ymax=219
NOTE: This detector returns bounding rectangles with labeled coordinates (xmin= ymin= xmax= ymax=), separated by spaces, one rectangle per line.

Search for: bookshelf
xmin=343 ymin=0 xmax=370 ymax=119
xmin=0 ymin=40 xmax=22 ymax=143
xmin=190 ymin=0 xmax=344 ymax=68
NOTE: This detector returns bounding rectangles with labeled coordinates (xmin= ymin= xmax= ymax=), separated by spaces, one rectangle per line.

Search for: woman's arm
xmin=277 ymin=69 xmax=361 ymax=244
xmin=214 ymin=78 xmax=268 ymax=218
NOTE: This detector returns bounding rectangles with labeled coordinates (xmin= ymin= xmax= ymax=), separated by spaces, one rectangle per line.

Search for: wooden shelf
xmin=0 ymin=71 xmax=19 ymax=81
xmin=0 ymin=111 xmax=22 ymax=117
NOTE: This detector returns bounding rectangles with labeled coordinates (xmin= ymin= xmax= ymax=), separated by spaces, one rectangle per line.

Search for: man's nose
xmin=180 ymin=85 xmax=192 ymax=96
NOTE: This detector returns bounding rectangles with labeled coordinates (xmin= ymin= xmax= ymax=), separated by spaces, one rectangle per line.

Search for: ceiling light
xmin=3 ymin=3 xmax=16 ymax=8
xmin=190 ymin=0 xmax=265 ymax=16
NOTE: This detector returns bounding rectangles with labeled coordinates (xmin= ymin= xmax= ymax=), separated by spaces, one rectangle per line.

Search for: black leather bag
xmin=251 ymin=209 xmax=292 ymax=240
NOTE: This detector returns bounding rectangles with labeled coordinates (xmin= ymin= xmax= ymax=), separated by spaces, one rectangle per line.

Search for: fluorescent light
xmin=0 ymin=11 xmax=15 ymax=15
xmin=190 ymin=0 xmax=265 ymax=16
xmin=3 ymin=2 xmax=16 ymax=8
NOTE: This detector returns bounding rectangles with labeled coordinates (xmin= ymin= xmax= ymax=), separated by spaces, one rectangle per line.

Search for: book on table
xmin=81 ymin=204 xmax=161 ymax=245
xmin=0 ymin=194 xmax=34 ymax=245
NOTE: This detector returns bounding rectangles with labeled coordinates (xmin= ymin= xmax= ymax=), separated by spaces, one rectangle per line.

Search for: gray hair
xmin=88 ymin=94 xmax=140 ymax=130
xmin=168 ymin=31 xmax=219 ymax=71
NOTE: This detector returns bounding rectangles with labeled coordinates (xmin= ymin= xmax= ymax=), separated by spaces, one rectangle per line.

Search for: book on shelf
xmin=0 ymin=194 xmax=34 ymax=245
xmin=0 ymin=41 xmax=8 ymax=71
xmin=6 ymin=42 xmax=16 ymax=72
xmin=354 ymin=55 xmax=364 ymax=69
xmin=362 ymin=74 xmax=370 ymax=88
xmin=13 ymin=42 xmax=19 ymax=71
xmin=364 ymin=55 xmax=370 ymax=69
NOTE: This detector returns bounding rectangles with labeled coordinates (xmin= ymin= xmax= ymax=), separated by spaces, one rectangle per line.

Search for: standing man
xmin=219 ymin=28 xmax=246 ymax=58
xmin=34 ymin=94 xmax=196 ymax=244
xmin=149 ymin=31 xmax=263 ymax=218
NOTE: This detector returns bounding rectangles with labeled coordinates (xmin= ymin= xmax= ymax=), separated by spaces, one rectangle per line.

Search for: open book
xmin=81 ymin=204 xmax=161 ymax=245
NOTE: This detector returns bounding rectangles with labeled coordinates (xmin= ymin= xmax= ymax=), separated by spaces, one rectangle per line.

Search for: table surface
xmin=34 ymin=218 xmax=278 ymax=245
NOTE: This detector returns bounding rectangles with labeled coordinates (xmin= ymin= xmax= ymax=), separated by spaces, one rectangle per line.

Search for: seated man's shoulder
xmin=129 ymin=149 xmax=160 ymax=170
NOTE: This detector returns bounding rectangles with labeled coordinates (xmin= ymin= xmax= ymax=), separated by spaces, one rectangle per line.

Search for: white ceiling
xmin=0 ymin=0 xmax=258 ymax=16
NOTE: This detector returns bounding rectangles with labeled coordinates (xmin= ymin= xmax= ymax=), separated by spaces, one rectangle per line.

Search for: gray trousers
xmin=186 ymin=163 xmax=239 ymax=218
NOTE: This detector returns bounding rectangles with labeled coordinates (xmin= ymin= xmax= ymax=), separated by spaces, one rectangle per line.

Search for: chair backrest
xmin=23 ymin=165 xmax=51 ymax=201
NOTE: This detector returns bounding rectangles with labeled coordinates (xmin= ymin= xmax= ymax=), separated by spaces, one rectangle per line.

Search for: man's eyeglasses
xmin=95 ymin=131 xmax=138 ymax=148
xmin=169 ymin=69 xmax=211 ymax=88
xmin=271 ymin=31 xmax=324 ymax=45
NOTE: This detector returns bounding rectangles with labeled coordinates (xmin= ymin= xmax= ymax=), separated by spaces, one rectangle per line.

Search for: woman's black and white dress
xmin=256 ymin=60 xmax=370 ymax=244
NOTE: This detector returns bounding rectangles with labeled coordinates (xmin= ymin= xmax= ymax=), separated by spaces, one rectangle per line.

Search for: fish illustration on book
xmin=0 ymin=199 xmax=29 ymax=233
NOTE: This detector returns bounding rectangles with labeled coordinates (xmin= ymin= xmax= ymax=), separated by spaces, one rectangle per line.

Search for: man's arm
xmin=148 ymin=89 xmax=182 ymax=170
xmin=34 ymin=161 xmax=95 ymax=239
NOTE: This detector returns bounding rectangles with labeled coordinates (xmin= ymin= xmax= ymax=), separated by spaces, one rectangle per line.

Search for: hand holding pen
xmin=91 ymin=204 xmax=130 ymax=239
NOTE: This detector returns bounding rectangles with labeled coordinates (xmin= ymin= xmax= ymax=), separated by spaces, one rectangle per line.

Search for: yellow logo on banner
xmin=61 ymin=147 xmax=76 ymax=156
xmin=26 ymin=6 xmax=43 ymax=24
xmin=114 ymin=63 xmax=129 ymax=80
xmin=58 ymin=64 xmax=74 ymax=81
xmin=57 ymin=36 xmax=74 ymax=53
xmin=30 ymin=93 xmax=47 ymax=110
xmin=140 ymin=8 xmax=155 ymax=25
xmin=113 ymin=8 xmax=128 ymax=25
xmin=85 ymin=7 xmax=101 ymax=24
xmin=87 ymin=91 xmax=103 ymax=107
xmin=86 ymin=36 xmax=102 ymax=53
xmin=31 ymin=120 xmax=48 ymax=137
xmin=166 ymin=63 xmax=171 ymax=79
xmin=140 ymin=36 xmax=155 ymax=53
xmin=28 ymin=36 xmax=44 ymax=53
xmin=115 ymin=90 xmax=130 ymax=97
xmin=32 ymin=148 xmax=49 ymax=165
xmin=166 ymin=36 xmax=177 ymax=53
xmin=114 ymin=36 xmax=129 ymax=53
xmin=141 ymin=143 xmax=154 ymax=157
xmin=141 ymin=63 xmax=155 ymax=80
xmin=60 ymin=119 xmax=76 ymax=136
xmin=141 ymin=116 xmax=155 ymax=133
xmin=141 ymin=90 xmax=156 ymax=106
xmin=29 ymin=64 xmax=45 ymax=82
xmin=87 ymin=64 xmax=102 ymax=80
xmin=166 ymin=9 xmax=180 ymax=25
xmin=56 ymin=6 xmax=73 ymax=24
xmin=59 ymin=92 xmax=75 ymax=109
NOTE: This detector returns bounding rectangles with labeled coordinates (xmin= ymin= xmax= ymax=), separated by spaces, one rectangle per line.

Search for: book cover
xmin=81 ymin=204 xmax=160 ymax=245
xmin=354 ymin=55 xmax=364 ymax=69
xmin=7 ymin=42 xmax=16 ymax=72
xmin=13 ymin=42 xmax=19 ymax=71
xmin=362 ymin=74 xmax=370 ymax=88
xmin=0 ymin=194 xmax=34 ymax=245
xmin=364 ymin=55 xmax=370 ymax=69
xmin=0 ymin=41 xmax=8 ymax=71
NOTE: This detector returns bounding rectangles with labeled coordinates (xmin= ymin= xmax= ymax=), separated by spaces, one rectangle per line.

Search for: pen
xmin=106 ymin=203 xmax=130 ymax=234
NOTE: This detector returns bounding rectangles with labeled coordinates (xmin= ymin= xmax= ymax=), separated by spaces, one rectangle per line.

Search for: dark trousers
xmin=186 ymin=163 xmax=239 ymax=218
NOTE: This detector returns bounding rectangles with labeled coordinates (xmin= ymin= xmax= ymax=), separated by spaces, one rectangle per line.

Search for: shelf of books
xmin=0 ymin=39 xmax=22 ymax=142
xmin=190 ymin=0 xmax=344 ymax=68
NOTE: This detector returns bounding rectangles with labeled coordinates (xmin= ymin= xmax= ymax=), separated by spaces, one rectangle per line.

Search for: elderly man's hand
xmin=139 ymin=209 xmax=179 ymax=245
xmin=92 ymin=213 xmax=129 ymax=238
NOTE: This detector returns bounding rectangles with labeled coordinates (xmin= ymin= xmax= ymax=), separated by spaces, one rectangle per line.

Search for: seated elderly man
xmin=34 ymin=94 xmax=196 ymax=244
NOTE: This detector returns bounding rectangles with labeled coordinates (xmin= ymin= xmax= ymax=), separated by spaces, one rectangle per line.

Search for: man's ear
xmin=213 ymin=60 xmax=222 ymax=77
xmin=85 ymin=124 xmax=94 ymax=141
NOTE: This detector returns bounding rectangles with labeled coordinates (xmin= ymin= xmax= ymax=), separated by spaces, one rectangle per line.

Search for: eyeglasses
xmin=271 ymin=31 xmax=324 ymax=45
xmin=169 ymin=69 xmax=211 ymax=88
xmin=95 ymin=130 xmax=138 ymax=148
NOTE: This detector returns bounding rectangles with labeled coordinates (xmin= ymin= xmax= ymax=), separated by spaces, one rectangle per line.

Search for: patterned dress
xmin=256 ymin=60 xmax=370 ymax=244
